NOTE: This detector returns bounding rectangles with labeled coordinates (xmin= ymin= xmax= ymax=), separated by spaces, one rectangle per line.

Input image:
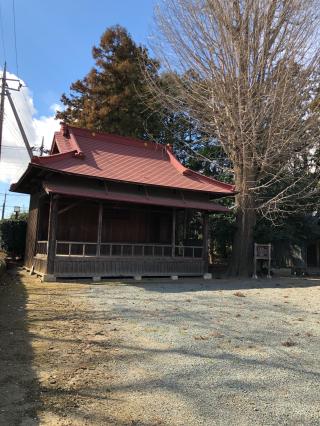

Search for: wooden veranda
xmin=29 ymin=195 xmax=209 ymax=280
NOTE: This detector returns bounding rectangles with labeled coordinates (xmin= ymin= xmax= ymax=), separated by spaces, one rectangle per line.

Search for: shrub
xmin=0 ymin=219 xmax=27 ymax=258
xmin=0 ymin=259 xmax=5 ymax=273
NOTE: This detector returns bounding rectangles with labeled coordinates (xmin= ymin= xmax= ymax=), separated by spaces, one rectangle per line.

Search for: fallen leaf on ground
xmin=193 ymin=335 xmax=209 ymax=340
xmin=210 ymin=331 xmax=224 ymax=338
xmin=281 ymin=339 xmax=296 ymax=347
xmin=234 ymin=291 xmax=246 ymax=297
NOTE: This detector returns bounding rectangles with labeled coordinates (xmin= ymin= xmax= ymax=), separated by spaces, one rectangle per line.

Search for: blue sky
xmin=0 ymin=0 xmax=156 ymax=216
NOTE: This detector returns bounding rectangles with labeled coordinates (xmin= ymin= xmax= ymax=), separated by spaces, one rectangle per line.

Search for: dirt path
xmin=0 ymin=268 xmax=119 ymax=425
xmin=0 ymin=268 xmax=319 ymax=425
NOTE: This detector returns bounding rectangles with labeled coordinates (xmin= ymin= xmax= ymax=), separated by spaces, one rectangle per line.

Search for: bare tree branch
xmin=146 ymin=0 xmax=320 ymax=275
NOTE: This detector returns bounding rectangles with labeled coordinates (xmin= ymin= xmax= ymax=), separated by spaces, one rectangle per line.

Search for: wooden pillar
xmin=96 ymin=203 xmax=103 ymax=256
xmin=34 ymin=197 xmax=42 ymax=256
xmin=46 ymin=194 xmax=59 ymax=275
xmin=183 ymin=209 xmax=187 ymax=239
xmin=172 ymin=208 xmax=176 ymax=257
xmin=202 ymin=212 xmax=209 ymax=270
xmin=24 ymin=192 xmax=40 ymax=269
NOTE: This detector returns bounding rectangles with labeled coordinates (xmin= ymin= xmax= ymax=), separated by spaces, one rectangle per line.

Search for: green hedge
xmin=0 ymin=219 xmax=27 ymax=258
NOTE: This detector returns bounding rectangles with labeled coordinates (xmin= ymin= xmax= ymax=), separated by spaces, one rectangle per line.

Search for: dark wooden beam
xmin=183 ymin=209 xmax=187 ymax=240
xmin=172 ymin=208 xmax=176 ymax=257
xmin=96 ymin=203 xmax=103 ymax=256
xmin=144 ymin=186 xmax=150 ymax=199
xmin=180 ymin=190 xmax=186 ymax=203
xmin=202 ymin=212 xmax=209 ymax=270
xmin=47 ymin=194 xmax=59 ymax=275
xmin=34 ymin=196 xmax=44 ymax=255
xmin=58 ymin=201 xmax=82 ymax=216
xmin=39 ymin=190 xmax=48 ymax=199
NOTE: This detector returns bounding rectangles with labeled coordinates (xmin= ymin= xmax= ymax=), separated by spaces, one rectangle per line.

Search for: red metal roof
xmin=29 ymin=124 xmax=235 ymax=195
xmin=43 ymin=181 xmax=229 ymax=212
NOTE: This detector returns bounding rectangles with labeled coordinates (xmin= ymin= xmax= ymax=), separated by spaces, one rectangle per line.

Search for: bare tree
xmin=147 ymin=0 xmax=320 ymax=276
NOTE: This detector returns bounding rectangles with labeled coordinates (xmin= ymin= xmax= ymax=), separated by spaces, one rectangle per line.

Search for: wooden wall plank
xmin=54 ymin=257 xmax=205 ymax=277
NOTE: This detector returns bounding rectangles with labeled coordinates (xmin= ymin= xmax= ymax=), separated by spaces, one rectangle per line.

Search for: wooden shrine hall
xmin=11 ymin=123 xmax=235 ymax=281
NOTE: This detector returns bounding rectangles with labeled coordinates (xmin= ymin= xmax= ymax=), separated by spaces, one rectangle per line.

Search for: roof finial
xmin=60 ymin=121 xmax=70 ymax=138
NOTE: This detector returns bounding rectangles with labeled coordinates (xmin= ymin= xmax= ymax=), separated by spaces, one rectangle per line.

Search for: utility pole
xmin=0 ymin=62 xmax=6 ymax=160
xmin=1 ymin=192 xmax=6 ymax=220
xmin=0 ymin=62 xmax=33 ymax=162
xmin=6 ymin=88 xmax=32 ymax=158
xmin=40 ymin=136 xmax=44 ymax=156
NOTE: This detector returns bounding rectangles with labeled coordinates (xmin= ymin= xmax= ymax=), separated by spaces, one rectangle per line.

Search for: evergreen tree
xmin=56 ymin=25 xmax=161 ymax=139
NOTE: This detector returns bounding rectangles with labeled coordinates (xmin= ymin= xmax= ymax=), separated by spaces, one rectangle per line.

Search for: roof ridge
xmin=165 ymin=145 xmax=235 ymax=191
xmin=165 ymin=145 xmax=187 ymax=173
xmin=68 ymin=125 xmax=164 ymax=152
xmin=182 ymin=169 xmax=236 ymax=191
xmin=31 ymin=151 xmax=76 ymax=165
xmin=68 ymin=128 xmax=85 ymax=157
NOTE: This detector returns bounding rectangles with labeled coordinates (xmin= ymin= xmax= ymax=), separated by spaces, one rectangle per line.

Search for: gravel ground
xmin=88 ymin=277 xmax=320 ymax=426
xmin=0 ymin=269 xmax=319 ymax=425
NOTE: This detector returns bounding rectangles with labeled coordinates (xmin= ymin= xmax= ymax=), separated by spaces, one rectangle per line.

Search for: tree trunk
xmin=229 ymin=174 xmax=257 ymax=277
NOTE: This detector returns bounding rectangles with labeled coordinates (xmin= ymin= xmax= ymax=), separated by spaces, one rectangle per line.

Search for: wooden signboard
xmin=253 ymin=243 xmax=272 ymax=279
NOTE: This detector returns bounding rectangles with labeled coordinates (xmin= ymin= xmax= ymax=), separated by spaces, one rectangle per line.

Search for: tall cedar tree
xmin=56 ymin=26 xmax=161 ymax=139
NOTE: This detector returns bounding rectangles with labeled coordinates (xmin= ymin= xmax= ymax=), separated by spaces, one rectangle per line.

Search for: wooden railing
xmin=35 ymin=241 xmax=203 ymax=258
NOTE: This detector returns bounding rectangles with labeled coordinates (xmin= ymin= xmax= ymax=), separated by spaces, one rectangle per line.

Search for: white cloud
xmin=0 ymin=70 xmax=60 ymax=183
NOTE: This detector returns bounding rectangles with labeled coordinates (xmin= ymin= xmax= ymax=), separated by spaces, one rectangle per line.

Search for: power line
xmin=0 ymin=3 xmax=6 ymax=62
xmin=0 ymin=62 xmax=6 ymax=158
xmin=12 ymin=0 xmax=19 ymax=77
xmin=4 ymin=86 xmax=32 ymax=158
xmin=3 ymin=204 xmax=26 ymax=208
xmin=11 ymin=0 xmax=31 ymax=131
xmin=0 ymin=9 xmax=33 ymax=166
xmin=4 ymin=111 xmax=26 ymax=142
xmin=21 ymin=86 xmax=35 ymax=118
xmin=0 ymin=192 xmax=27 ymax=196
xmin=1 ymin=145 xmax=30 ymax=150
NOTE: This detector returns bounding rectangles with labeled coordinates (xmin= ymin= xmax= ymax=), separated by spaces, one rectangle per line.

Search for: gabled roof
xmin=12 ymin=123 xmax=235 ymax=195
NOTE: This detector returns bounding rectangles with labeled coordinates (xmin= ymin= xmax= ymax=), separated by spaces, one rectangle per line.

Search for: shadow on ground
xmin=59 ymin=275 xmax=320 ymax=293
xmin=0 ymin=262 xmax=40 ymax=425
xmin=128 ymin=276 xmax=320 ymax=293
